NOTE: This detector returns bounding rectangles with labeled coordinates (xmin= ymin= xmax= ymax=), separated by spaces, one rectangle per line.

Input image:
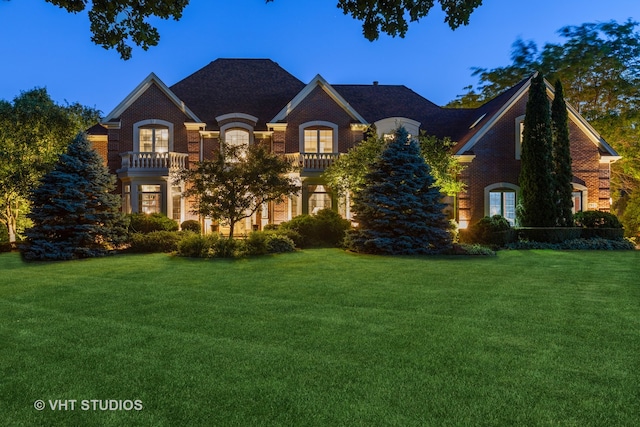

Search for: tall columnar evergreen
xmin=551 ymin=79 xmax=574 ymax=226
xmin=518 ymin=73 xmax=556 ymax=227
xmin=22 ymin=134 xmax=128 ymax=260
xmin=346 ymin=127 xmax=452 ymax=255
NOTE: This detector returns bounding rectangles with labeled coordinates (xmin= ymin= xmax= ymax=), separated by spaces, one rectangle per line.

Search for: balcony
xmin=117 ymin=151 xmax=188 ymax=177
xmin=285 ymin=152 xmax=340 ymax=172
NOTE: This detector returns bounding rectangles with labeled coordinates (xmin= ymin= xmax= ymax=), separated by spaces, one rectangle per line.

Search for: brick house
xmin=87 ymin=59 xmax=620 ymax=232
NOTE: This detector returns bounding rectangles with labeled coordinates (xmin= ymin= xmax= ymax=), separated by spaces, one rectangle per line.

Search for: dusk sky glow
xmin=0 ymin=0 xmax=638 ymax=115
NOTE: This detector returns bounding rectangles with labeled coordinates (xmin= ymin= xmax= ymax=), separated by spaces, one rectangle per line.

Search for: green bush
xmin=177 ymin=233 xmax=218 ymax=257
xmin=128 ymin=213 xmax=179 ymax=233
xmin=265 ymin=234 xmax=296 ymax=253
xmin=574 ymin=211 xmax=622 ymax=228
xmin=212 ymin=238 xmax=244 ymax=258
xmin=506 ymin=237 xmax=635 ymax=250
xmin=278 ymin=209 xmax=350 ymax=247
xmin=263 ymin=223 xmax=279 ymax=231
xmin=129 ymin=231 xmax=183 ymax=253
xmin=465 ymin=215 xmax=515 ymax=246
xmin=580 ymin=228 xmax=625 ymax=240
xmin=516 ymin=227 xmax=582 ymax=243
xmin=448 ymin=243 xmax=496 ymax=256
xmin=180 ymin=220 xmax=201 ymax=233
xmin=244 ymin=231 xmax=269 ymax=256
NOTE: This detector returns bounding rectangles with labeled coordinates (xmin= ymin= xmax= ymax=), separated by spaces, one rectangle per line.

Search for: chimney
xmin=373 ymin=81 xmax=379 ymax=86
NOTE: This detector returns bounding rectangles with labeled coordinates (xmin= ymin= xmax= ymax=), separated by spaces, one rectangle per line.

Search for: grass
xmin=1 ymin=249 xmax=639 ymax=426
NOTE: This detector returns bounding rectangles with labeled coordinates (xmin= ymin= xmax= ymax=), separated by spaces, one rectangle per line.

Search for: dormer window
xmin=225 ymin=129 xmax=250 ymax=148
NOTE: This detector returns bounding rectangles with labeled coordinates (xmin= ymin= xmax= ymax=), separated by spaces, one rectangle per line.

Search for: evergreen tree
xmin=347 ymin=127 xmax=452 ymax=254
xmin=551 ymin=79 xmax=574 ymax=226
xmin=518 ymin=73 xmax=556 ymax=227
xmin=22 ymin=134 xmax=128 ymax=260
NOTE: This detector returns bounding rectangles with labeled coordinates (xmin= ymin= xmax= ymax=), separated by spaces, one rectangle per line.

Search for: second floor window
xmin=304 ymin=129 xmax=333 ymax=153
xmin=140 ymin=127 xmax=169 ymax=153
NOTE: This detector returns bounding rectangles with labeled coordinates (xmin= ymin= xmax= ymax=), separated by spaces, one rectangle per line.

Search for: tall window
xmin=572 ymin=191 xmax=583 ymax=213
xmin=172 ymin=186 xmax=182 ymax=221
xmin=225 ymin=129 xmax=250 ymax=147
xmin=139 ymin=184 xmax=162 ymax=214
xmin=489 ymin=190 xmax=516 ymax=225
xmin=304 ymin=129 xmax=333 ymax=153
xmin=139 ymin=127 xmax=169 ymax=153
xmin=308 ymin=184 xmax=331 ymax=214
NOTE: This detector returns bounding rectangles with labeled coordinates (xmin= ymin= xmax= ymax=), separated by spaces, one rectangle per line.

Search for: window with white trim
xmin=489 ymin=190 xmax=516 ymax=225
xmin=139 ymin=127 xmax=169 ymax=153
xmin=308 ymin=184 xmax=331 ymax=214
xmin=304 ymin=129 xmax=333 ymax=153
xmin=138 ymin=184 xmax=162 ymax=214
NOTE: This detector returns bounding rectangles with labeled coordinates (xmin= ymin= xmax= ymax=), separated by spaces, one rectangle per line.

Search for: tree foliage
xmin=0 ymin=88 xmax=100 ymax=245
xmin=449 ymin=20 xmax=640 ymax=234
xmin=176 ymin=142 xmax=299 ymax=239
xmin=347 ymin=127 xmax=452 ymax=254
xmin=323 ymin=127 xmax=464 ymax=199
xmin=550 ymin=80 xmax=574 ymax=227
xmin=22 ymin=134 xmax=128 ymax=260
xmin=37 ymin=0 xmax=482 ymax=59
xmin=518 ymin=73 xmax=555 ymax=227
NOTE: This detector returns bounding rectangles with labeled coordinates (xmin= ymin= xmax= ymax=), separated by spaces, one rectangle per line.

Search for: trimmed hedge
xmin=128 ymin=231 xmax=184 ymax=253
xmin=278 ymin=209 xmax=350 ymax=248
xmin=180 ymin=220 xmax=201 ymax=233
xmin=574 ymin=211 xmax=622 ymax=228
xmin=128 ymin=213 xmax=178 ymax=233
xmin=516 ymin=227 xmax=582 ymax=243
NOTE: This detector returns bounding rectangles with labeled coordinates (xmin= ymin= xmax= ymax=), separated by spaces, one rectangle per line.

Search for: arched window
xmin=134 ymin=119 xmax=173 ymax=153
xmin=485 ymin=183 xmax=520 ymax=225
xmin=225 ymin=128 xmax=250 ymax=147
xmin=299 ymin=121 xmax=338 ymax=153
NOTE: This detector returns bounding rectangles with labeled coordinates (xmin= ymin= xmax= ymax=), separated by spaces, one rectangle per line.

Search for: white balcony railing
xmin=285 ymin=152 xmax=340 ymax=171
xmin=119 ymin=152 xmax=188 ymax=172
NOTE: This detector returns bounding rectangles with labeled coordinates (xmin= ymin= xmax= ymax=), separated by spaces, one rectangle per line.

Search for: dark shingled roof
xmin=334 ymin=77 xmax=530 ymax=152
xmin=85 ymin=123 xmax=108 ymax=135
xmin=170 ymin=59 xmax=305 ymax=130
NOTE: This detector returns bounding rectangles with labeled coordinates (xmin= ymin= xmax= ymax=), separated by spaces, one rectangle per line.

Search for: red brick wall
xmin=283 ymin=86 xmax=361 ymax=153
xmin=459 ymin=93 xmax=609 ymax=225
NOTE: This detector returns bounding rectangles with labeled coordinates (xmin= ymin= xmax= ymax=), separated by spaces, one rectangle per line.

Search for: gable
xmin=453 ymin=75 xmax=619 ymax=159
xmin=270 ymin=74 xmax=368 ymax=125
xmin=102 ymin=73 xmax=202 ymax=126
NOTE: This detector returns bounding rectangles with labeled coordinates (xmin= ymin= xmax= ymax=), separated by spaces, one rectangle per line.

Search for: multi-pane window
xmin=139 ymin=128 xmax=169 ymax=153
xmin=226 ymin=129 xmax=249 ymax=147
xmin=304 ymin=129 xmax=333 ymax=153
xmin=139 ymin=184 xmax=162 ymax=214
xmin=489 ymin=190 xmax=516 ymax=225
xmin=308 ymin=184 xmax=331 ymax=214
xmin=172 ymin=186 xmax=182 ymax=221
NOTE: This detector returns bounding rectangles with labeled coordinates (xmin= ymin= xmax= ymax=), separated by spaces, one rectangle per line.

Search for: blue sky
xmin=0 ymin=0 xmax=637 ymax=114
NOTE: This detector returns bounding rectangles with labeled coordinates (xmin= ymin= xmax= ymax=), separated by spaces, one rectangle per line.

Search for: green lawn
xmin=1 ymin=249 xmax=639 ymax=426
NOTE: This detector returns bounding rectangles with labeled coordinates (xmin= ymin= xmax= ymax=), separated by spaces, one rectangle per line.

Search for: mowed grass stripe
xmin=1 ymin=249 xmax=639 ymax=426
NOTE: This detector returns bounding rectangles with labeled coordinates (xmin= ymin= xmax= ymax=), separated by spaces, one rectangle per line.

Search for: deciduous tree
xmin=177 ymin=142 xmax=299 ymax=239
xmin=33 ymin=0 xmax=482 ymax=59
xmin=0 ymin=88 xmax=100 ymax=246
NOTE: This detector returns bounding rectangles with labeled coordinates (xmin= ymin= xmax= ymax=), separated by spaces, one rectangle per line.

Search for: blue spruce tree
xmin=22 ymin=133 xmax=128 ymax=260
xmin=347 ymin=127 xmax=452 ymax=254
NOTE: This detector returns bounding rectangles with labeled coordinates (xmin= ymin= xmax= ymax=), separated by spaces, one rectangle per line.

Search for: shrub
xmin=273 ymin=228 xmax=303 ymax=248
xmin=448 ymin=243 xmax=496 ymax=256
xmin=244 ymin=231 xmax=269 ymax=256
xmin=128 ymin=231 xmax=183 ymax=253
xmin=580 ymin=228 xmax=625 ymax=240
xmin=128 ymin=213 xmax=178 ymax=233
xmin=506 ymin=237 xmax=635 ymax=250
xmin=212 ymin=238 xmax=244 ymax=258
xmin=265 ymin=234 xmax=296 ymax=253
xmin=516 ymin=227 xmax=582 ymax=243
xmin=177 ymin=233 xmax=218 ymax=258
xmin=314 ymin=209 xmax=351 ymax=247
xmin=574 ymin=211 xmax=622 ymax=228
xmin=263 ymin=223 xmax=279 ymax=231
xmin=180 ymin=220 xmax=201 ymax=233
xmin=278 ymin=209 xmax=350 ymax=247
xmin=465 ymin=215 xmax=515 ymax=246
